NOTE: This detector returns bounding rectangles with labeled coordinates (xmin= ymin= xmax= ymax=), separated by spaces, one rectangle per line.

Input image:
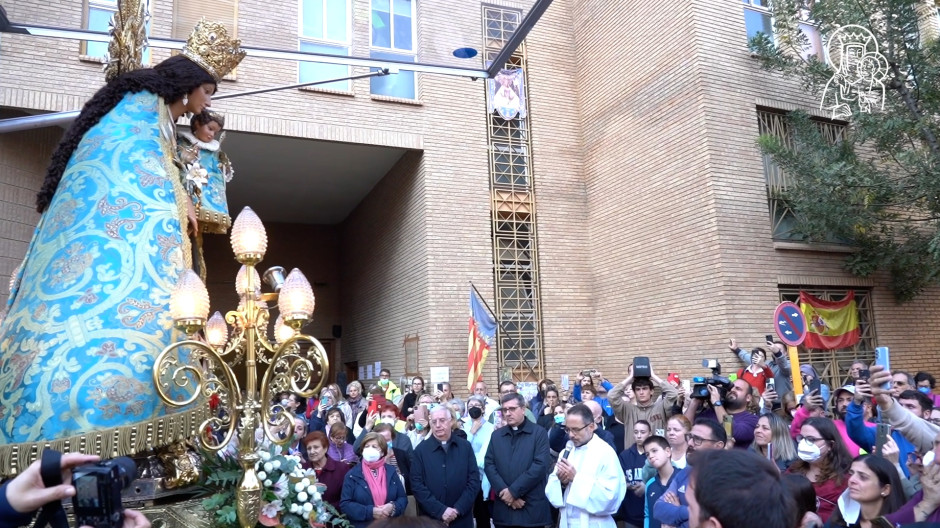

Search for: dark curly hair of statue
xmin=36 ymin=55 xmax=216 ymax=213
xmin=190 ymin=109 xmax=224 ymax=133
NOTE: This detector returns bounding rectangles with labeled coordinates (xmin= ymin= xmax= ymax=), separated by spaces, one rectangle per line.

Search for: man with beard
xmin=684 ymin=379 xmax=758 ymax=449
xmin=652 ymin=418 xmax=726 ymax=528
xmin=827 ymin=385 xmax=864 ymax=456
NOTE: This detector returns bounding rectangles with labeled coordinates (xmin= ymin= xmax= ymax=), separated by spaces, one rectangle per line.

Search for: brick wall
xmin=0 ymin=112 xmax=58 ymax=307
xmin=567 ymin=0 xmax=940 ymax=384
xmin=524 ymin=0 xmax=598 ymax=383
xmin=340 ymin=151 xmax=429 ymax=386
xmin=571 ymin=0 xmax=731 ymax=380
xmin=2 ymin=0 xmax=939 ymax=394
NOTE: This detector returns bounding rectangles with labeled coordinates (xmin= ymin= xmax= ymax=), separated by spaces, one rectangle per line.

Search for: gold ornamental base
xmin=0 ymin=405 xmax=211 ymax=476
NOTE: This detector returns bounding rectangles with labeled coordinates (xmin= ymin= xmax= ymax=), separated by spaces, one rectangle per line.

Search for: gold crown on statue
xmin=207 ymin=110 xmax=225 ymax=128
xmin=181 ymin=19 xmax=246 ymax=81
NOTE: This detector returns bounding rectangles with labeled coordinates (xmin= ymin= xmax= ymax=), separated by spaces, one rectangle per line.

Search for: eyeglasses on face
xmin=685 ymin=433 xmax=718 ymax=446
xmin=566 ymin=422 xmax=592 ymax=434
xmin=500 ymin=406 xmax=522 ymax=413
xmin=796 ymin=435 xmax=825 ymax=444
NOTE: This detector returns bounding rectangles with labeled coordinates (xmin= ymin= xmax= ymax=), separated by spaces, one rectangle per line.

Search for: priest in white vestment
xmin=545 ymin=403 xmax=626 ymax=528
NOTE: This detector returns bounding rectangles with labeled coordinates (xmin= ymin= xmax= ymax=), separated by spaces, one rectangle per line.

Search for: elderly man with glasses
xmin=411 ymin=406 xmax=480 ymax=528
xmin=652 ymin=418 xmax=727 ymax=528
xmin=484 ymin=393 xmax=552 ymax=528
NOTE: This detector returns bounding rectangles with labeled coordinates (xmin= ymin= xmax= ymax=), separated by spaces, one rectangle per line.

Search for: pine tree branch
xmin=889 ymin=62 xmax=940 ymax=158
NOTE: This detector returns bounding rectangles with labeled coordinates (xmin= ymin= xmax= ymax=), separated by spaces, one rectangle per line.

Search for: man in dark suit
xmin=484 ymin=393 xmax=552 ymax=528
xmin=411 ymin=405 xmax=481 ymax=528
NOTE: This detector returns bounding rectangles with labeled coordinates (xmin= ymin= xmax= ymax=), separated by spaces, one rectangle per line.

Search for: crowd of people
xmin=6 ymin=346 xmax=940 ymax=528
xmin=248 ymin=342 xmax=940 ymax=528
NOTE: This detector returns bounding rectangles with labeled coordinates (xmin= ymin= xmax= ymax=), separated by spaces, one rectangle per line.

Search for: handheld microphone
xmin=562 ymin=440 xmax=574 ymax=460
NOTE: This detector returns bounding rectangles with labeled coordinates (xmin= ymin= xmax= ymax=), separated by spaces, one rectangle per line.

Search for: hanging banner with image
xmin=488 ymin=68 xmax=527 ymax=120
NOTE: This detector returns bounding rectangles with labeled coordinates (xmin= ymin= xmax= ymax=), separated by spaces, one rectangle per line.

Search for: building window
xmin=84 ymin=0 xmax=117 ymax=58
xmin=743 ymin=0 xmax=823 ymax=60
xmin=84 ymin=0 xmax=152 ymax=63
xmin=757 ymin=109 xmax=845 ymax=241
xmin=370 ymin=0 xmax=416 ymax=99
xmin=299 ymin=0 xmax=351 ymax=91
xmin=742 ymin=0 xmax=772 ymax=41
xmin=173 ymin=0 xmax=237 ymax=78
xmin=483 ymin=4 xmax=544 ymax=382
xmin=779 ymin=287 xmax=877 ymax=390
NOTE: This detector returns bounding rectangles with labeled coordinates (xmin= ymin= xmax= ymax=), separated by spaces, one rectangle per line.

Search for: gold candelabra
xmin=153 ymin=206 xmax=330 ymax=528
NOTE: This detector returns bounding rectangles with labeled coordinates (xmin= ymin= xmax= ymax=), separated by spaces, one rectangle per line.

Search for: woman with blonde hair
xmin=751 ymin=412 xmax=798 ymax=471
xmin=665 ymin=414 xmax=692 ymax=469
xmin=326 ymin=382 xmax=353 ymax=426
xmin=346 ymin=380 xmax=367 ymax=427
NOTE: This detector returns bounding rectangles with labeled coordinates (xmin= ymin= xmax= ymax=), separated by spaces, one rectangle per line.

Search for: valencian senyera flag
xmin=799 ymin=291 xmax=861 ymax=350
xmin=467 ymin=288 xmax=497 ymax=391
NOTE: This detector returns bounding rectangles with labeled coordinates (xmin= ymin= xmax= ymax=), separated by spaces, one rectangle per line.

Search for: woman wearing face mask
xmin=827 ymin=454 xmax=906 ymax=528
xmin=779 ymin=391 xmax=799 ymax=425
xmin=537 ymin=389 xmax=561 ymax=431
xmin=406 ymin=403 xmax=432 ymax=449
xmin=462 ymin=395 xmax=495 ymax=528
xmin=550 ymin=404 xmax=567 ymax=433
xmin=751 ymin=413 xmax=798 ymax=471
xmin=302 ymin=431 xmax=349 ymax=509
xmin=340 ymin=433 xmax=408 ymax=528
xmin=786 ymin=417 xmax=853 ymax=522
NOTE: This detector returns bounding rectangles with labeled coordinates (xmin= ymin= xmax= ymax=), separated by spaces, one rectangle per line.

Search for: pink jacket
xmin=789 ymin=406 xmax=864 ymax=457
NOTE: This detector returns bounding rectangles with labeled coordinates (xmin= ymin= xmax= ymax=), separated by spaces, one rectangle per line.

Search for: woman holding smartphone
xmin=751 ymin=413 xmax=798 ymax=471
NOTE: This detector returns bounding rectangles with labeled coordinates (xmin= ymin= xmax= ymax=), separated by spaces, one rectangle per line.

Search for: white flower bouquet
xmin=201 ymin=442 xmax=350 ymax=528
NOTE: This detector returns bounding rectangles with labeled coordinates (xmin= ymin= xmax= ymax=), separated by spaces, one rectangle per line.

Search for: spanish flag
xmin=799 ymin=291 xmax=860 ymax=350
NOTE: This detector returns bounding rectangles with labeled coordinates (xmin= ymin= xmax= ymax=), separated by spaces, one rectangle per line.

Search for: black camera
xmin=72 ymin=457 xmax=136 ymax=528
xmin=690 ymin=359 xmax=733 ymax=400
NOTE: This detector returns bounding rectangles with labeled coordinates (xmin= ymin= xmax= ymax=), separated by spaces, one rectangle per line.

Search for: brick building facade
xmin=1 ymin=0 xmax=938 ymax=394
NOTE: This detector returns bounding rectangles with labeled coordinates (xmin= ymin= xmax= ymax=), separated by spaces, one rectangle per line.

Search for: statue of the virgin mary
xmin=0 ymin=18 xmax=245 ymax=473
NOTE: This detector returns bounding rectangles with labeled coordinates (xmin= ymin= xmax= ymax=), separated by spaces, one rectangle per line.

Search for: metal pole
xmin=485 ymin=0 xmax=554 ymax=77
xmin=214 ymin=69 xmax=388 ymax=100
xmin=0 ymin=70 xmax=388 ymax=133
xmin=2 ymin=23 xmax=490 ymax=78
